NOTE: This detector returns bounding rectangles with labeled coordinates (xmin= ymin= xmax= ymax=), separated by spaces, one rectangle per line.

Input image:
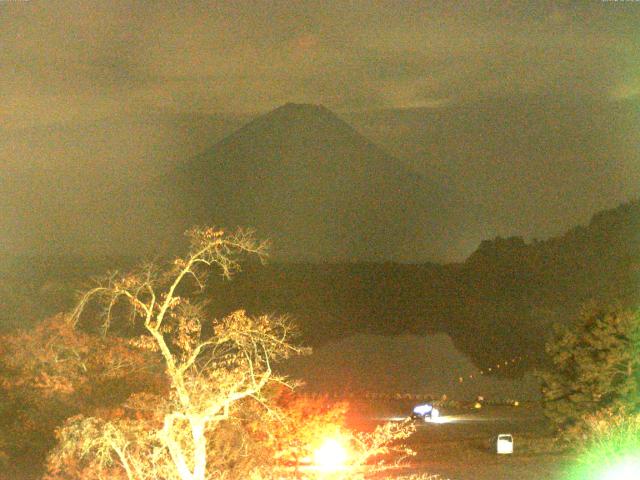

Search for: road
xmin=361 ymin=403 xmax=572 ymax=480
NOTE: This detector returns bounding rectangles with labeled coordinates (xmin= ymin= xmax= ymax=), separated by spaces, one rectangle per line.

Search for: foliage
xmin=0 ymin=433 xmax=8 ymax=473
xmin=249 ymin=473 xmax=445 ymax=480
xmin=250 ymin=419 xmax=416 ymax=480
xmin=0 ymin=314 xmax=160 ymax=476
xmin=45 ymin=227 xmax=306 ymax=480
xmin=264 ymin=390 xmax=350 ymax=465
xmin=240 ymin=387 xmax=416 ymax=480
xmin=350 ymin=418 xmax=416 ymax=469
xmin=577 ymin=408 xmax=640 ymax=456
xmin=567 ymin=408 xmax=640 ymax=480
xmin=538 ymin=304 xmax=640 ymax=440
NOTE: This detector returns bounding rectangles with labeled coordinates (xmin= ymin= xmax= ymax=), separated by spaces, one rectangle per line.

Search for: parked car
xmin=411 ymin=403 xmax=440 ymax=422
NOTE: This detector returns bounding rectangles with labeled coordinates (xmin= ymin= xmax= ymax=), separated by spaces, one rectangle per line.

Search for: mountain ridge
xmin=1 ymin=199 xmax=638 ymax=373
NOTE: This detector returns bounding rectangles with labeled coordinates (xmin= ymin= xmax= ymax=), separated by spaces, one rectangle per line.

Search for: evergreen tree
xmin=539 ymin=304 xmax=640 ymax=438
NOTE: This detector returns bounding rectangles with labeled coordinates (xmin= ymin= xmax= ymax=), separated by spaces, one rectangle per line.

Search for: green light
xmin=601 ymin=457 xmax=640 ymax=480
xmin=569 ymin=455 xmax=640 ymax=480
xmin=564 ymin=410 xmax=640 ymax=480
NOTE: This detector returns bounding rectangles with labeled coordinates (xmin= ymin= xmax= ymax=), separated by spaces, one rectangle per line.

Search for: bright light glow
xmin=601 ymin=458 xmax=640 ymax=480
xmin=313 ymin=438 xmax=349 ymax=471
xmin=423 ymin=408 xmax=440 ymax=422
xmin=496 ymin=434 xmax=514 ymax=454
xmin=413 ymin=403 xmax=433 ymax=416
xmin=430 ymin=414 xmax=453 ymax=424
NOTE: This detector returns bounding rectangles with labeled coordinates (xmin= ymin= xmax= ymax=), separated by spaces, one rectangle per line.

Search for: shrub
xmin=568 ymin=409 xmax=640 ymax=480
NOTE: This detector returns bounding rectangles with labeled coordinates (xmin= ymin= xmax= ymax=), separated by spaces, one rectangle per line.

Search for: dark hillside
xmin=2 ymin=201 xmax=638 ymax=372
xmin=203 ymin=200 xmax=640 ymax=370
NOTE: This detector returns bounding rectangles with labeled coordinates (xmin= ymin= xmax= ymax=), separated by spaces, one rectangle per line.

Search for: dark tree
xmin=539 ymin=304 xmax=640 ymax=439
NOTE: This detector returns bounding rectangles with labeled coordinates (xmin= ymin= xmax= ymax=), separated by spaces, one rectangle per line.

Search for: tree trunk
xmin=191 ymin=418 xmax=207 ymax=480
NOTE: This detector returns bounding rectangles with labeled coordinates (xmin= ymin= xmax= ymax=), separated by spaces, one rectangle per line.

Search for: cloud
xmin=1 ymin=0 xmax=638 ymax=124
xmin=0 ymin=0 xmax=639 ymax=258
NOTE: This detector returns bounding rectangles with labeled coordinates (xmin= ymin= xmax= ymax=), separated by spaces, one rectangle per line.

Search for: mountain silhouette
xmin=175 ymin=103 xmax=460 ymax=261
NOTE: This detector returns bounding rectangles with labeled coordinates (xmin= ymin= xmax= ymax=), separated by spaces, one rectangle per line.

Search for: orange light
xmin=313 ymin=438 xmax=349 ymax=471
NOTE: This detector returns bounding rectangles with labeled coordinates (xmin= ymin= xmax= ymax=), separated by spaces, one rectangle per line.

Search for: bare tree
xmin=51 ymin=227 xmax=305 ymax=480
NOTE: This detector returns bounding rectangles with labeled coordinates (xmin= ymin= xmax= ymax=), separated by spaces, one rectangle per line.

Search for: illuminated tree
xmin=262 ymin=390 xmax=350 ymax=467
xmin=244 ymin=387 xmax=417 ymax=479
xmin=539 ymin=304 xmax=640 ymax=439
xmin=0 ymin=314 xmax=158 ymax=477
xmin=47 ymin=227 xmax=305 ymax=480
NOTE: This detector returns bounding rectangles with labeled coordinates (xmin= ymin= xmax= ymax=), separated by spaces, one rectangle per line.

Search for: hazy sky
xmin=2 ymin=0 xmax=639 ymax=129
xmin=1 ymin=1 xmax=639 ymax=259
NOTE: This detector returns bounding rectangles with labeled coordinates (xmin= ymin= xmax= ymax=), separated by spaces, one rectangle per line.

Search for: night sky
xmin=1 ymin=0 xmax=639 ymax=260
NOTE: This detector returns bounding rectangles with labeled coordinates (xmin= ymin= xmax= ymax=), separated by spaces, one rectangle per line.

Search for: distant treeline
xmin=1 ymin=200 xmax=638 ymax=372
